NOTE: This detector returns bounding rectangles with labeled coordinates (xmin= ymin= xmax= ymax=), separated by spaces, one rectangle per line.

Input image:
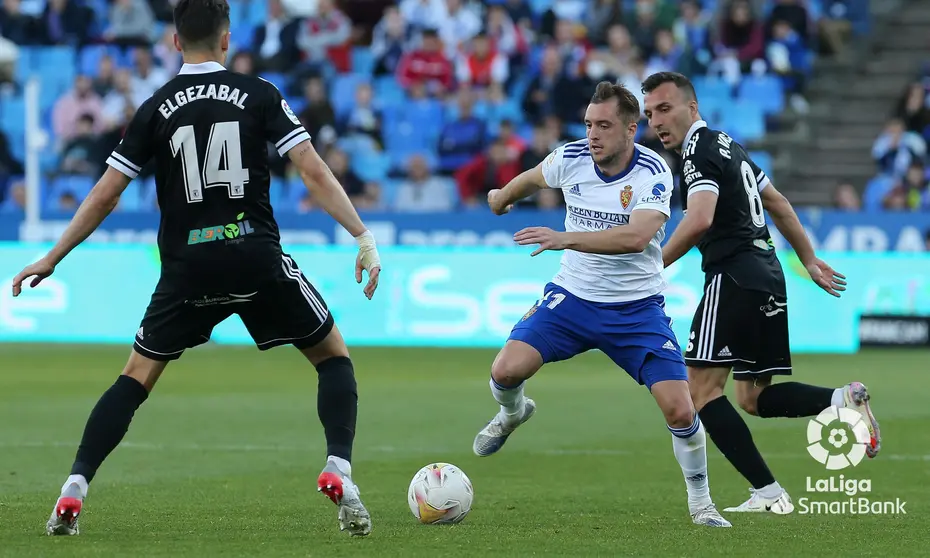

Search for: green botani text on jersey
xmin=188 ymin=212 xmax=255 ymax=245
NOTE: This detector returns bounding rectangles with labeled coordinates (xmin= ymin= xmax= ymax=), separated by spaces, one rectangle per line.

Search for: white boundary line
xmin=1 ymin=441 xmax=927 ymax=462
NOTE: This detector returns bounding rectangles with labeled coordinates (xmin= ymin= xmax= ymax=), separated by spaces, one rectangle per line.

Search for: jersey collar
xmin=178 ymin=61 xmax=227 ymax=75
xmin=682 ymin=119 xmax=708 ymax=154
xmin=593 ymin=147 xmax=640 ymax=183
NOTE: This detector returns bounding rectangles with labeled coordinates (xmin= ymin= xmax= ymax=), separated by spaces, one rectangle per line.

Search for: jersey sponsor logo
xmin=185 ymin=292 xmax=257 ymax=307
xmin=281 ymin=99 xmax=301 ymax=125
xmin=683 ymin=160 xmax=702 ymax=184
xmin=620 ymin=185 xmax=633 ymax=208
xmin=188 ymin=212 xmax=255 ymax=245
xmin=567 ymin=184 xmax=581 ymax=196
xmin=760 ymin=295 xmax=787 ymax=317
xmin=753 ymin=238 xmax=774 ymax=251
xmin=567 ymin=205 xmax=629 ymax=230
xmin=640 ymin=183 xmax=668 ymax=205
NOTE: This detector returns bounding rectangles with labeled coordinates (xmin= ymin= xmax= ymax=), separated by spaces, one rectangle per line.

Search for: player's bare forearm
xmin=661 ymin=219 xmax=702 ymax=268
xmin=47 ymin=168 xmax=128 ymax=265
xmin=761 ymin=184 xmax=815 ymax=265
xmin=290 ymin=140 xmax=367 ymax=237
xmin=499 ymin=166 xmax=546 ymax=207
xmin=563 ymin=210 xmax=666 ymax=255
xmin=663 ymin=191 xmax=716 ymax=268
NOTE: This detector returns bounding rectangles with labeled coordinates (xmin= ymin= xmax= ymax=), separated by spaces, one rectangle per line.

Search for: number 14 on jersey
xmin=170 ymin=121 xmax=250 ymax=203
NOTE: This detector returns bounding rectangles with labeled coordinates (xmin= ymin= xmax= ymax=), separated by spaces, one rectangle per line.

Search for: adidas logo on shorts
xmin=717 ymin=346 xmax=732 ymax=357
xmin=662 ymin=340 xmax=677 ymax=351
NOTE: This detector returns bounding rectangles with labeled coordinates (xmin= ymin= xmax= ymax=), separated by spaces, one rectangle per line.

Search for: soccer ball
xmin=407 ymin=462 xmax=474 ymax=524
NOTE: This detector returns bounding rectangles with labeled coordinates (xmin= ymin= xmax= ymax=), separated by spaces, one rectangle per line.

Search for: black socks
xmin=699 ymin=396 xmax=775 ymax=489
xmin=71 ymin=375 xmax=149 ymax=483
xmin=316 ymin=356 xmax=358 ymax=462
xmin=756 ymin=382 xmax=835 ymax=418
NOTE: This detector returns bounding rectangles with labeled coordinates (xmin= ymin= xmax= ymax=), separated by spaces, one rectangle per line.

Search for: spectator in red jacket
xmin=396 ymin=28 xmax=454 ymax=96
xmin=456 ymin=31 xmax=509 ymax=100
xmin=455 ymin=137 xmax=521 ymax=206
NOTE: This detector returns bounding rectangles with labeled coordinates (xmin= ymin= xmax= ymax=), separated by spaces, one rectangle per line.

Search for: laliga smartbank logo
xmin=799 ymin=406 xmax=905 ymax=515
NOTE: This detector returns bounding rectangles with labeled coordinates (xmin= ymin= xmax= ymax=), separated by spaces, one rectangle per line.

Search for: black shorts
xmin=684 ymin=272 xmax=791 ymax=379
xmin=132 ymin=254 xmax=334 ymax=361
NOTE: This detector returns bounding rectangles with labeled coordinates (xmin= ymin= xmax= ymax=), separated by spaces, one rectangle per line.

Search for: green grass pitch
xmin=1 ymin=345 xmax=927 ymax=557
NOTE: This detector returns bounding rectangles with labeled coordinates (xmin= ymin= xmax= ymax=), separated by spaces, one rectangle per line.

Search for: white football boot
xmin=46 ymin=482 xmax=83 ymax=536
xmin=473 ymin=398 xmax=536 ymax=457
xmin=691 ymin=503 xmax=732 ymax=527
xmin=724 ymin=488 xmax=794 ymax=514
xmin=317 ymin=461 xmax=371 ymax=536
xmin=839 ymin=382 xmax=881 ymax=458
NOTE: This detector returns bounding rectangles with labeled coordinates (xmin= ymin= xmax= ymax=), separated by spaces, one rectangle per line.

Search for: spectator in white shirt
xmin=394 ymin=154 xmax=455 ymax=212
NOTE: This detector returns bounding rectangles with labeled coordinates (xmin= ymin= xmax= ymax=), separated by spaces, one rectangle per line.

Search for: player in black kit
xmin=13 ymin=0 xmax=377 ymax=537
xmin=641 ymin=72 xmax=881 ymax=515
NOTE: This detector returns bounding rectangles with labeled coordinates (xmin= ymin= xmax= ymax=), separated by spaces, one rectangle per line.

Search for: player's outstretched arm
xmin=12 ymin=167 xmax=130 ymax=297
xmin=761 ymin=183 xmax=847 ymax=297
xmin=487 ymin=164 xmax=548 ymax=215
xmin=514 ymin=210 xmax=666 ymax=256
xmin=661 ymin=191 xmax=717 ymax=268
xmin=288 ymin=139 xmax=381 ymax=299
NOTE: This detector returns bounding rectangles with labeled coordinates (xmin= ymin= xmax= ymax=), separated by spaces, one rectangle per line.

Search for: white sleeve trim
xmin=277 ymin=131 xmax=312 ymax=156
xmin=688 ymin=179 xmax=719 ymax=197
xmin=757 ymin=173 xmax=771 ymax=191
xmin=632 ymin=203 xmax=671 ymax=217
xmin=107 ymin=156 xmax=139 ymax=179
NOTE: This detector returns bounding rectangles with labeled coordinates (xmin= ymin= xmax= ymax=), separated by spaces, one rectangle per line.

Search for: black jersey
xmin=679 ymin=121 xmax=785 ymax=294
xmin=106 ymin=61 xmax=311 ymax=294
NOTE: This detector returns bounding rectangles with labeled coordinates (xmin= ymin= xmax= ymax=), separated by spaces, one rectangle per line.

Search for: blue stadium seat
xmin=748 ymin=151 xmax=773 ymax=178
xmin=259 ymin=72 xmax=289 ymax=94
xmin=246 ymin=0 xmax=268 ymax=26
xmin=228 ymin=0 xmax=247 ymax=26
xmin=78 ymin=45 xmax=111 ymax=76
xmin=330 ymin=73 xmax=370 ymax=117
xmin=140 ymin=176 xmax=158 ymax=210
xmin=373 ymin=76 xmax=405 ymax=108
xmin=529 ymin=0 xmax=553 ymax=15
xmin=352 ymin=152 xmax=391 ymax=182
xmin=723 ymin=100 xmax=765 ymax=143
xmin=862 ymin=175 xmax=895 ymax=211
xmin=0 ymin=95 xmax=26 ymax=136
xmin=231 ymin=23 xmax=255 ymax=51
xmin=737 ymin=75 xmax=784 ymax=115
xmin=351 ymin=47 xmax=375 ymax=76
xmin=119 ymin=180 xmax=142 ymax=211
xmin=47 ymin=175 xmax=95 ymax=206
xmin=692 ymin=76 xmax=732 ymax=104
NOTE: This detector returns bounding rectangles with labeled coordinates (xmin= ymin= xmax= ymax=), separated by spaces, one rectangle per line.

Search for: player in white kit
xmin=472 ymin=82 xmax=730 ymax=527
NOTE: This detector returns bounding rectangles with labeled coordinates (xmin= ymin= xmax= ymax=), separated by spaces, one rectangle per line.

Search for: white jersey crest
xmin=540 ymin=140 xmax=674 ymax=303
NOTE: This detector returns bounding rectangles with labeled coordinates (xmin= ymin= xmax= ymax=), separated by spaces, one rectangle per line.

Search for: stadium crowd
xmin=854 ymin=63 xmax=930 ymax=212
xmin=0 ymin=0 xmax=896 ymax=216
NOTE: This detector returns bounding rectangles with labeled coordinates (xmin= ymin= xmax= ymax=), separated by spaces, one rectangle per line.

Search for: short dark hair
xmin=589 ymin=81 xmax=640 ymax=123
xmin=641 ymin=71 xmax=697 ymax=101
xmin=173 ymin=0 xmax=230 ymax=51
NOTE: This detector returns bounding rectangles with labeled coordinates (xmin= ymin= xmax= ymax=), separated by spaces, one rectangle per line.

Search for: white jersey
xmin=540 ymin=140 xmax=674 ymax=303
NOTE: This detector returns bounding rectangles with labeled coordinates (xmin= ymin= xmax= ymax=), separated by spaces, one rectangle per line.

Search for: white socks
xmin=756 ymin=481 xmax=785 ymax=500
xmin=489 ymin=377 xmax=525 ymax=421
xmin=668 ymin=416 xmax=711 ymax=512
xmin=62 ymin=474 xmax=88 ymax=499
xmin=831 ymin=387 xmax=845 ymax=408
xmin=327 ymin=455 xmax=352 ymax=478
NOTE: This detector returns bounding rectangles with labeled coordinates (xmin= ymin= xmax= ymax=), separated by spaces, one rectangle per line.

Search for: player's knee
xmin=490 ymin=352 xmax=535 ymax=387
xmin=663 ymin=399 xmax=696 ymax=429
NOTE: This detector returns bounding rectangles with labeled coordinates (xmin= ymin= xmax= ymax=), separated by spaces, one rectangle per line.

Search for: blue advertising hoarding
xmin=2 ymin=209 xmax=929 ymax=252
xmin=1 ymin=243 xmax=928 ymax=353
